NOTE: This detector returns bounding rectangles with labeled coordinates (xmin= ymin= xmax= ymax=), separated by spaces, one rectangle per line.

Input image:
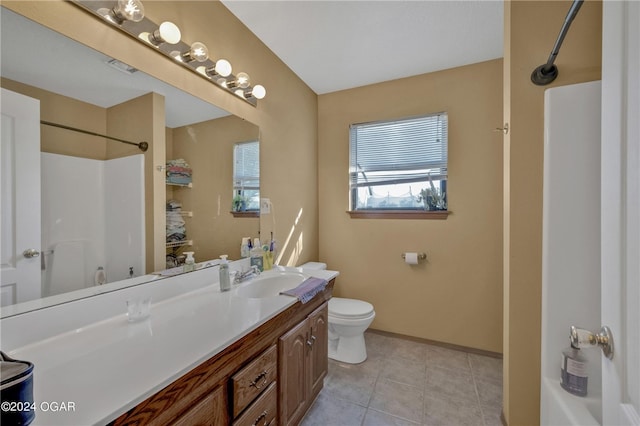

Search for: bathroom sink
xmin=235 ymin=271 xmax=307 ymax=299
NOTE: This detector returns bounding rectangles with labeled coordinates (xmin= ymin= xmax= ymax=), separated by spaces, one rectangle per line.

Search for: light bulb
xmin=202 ymin=59 xmax=233 ymax=79
xmin=158 ymin=21 xmax=181 ymax=44
xmin=112 ymin=0 xmax=145 ymax=24
xmin=235 ymin=88 xmax=246 ymax=98
xmin=143 ymin=21 xmax=181 ymax=46
xmin=250 ymin=85 xmax=266 ymax=100
xmin=236 ymin=72 xmax=251 ymax=89
xmin=188 ymin=42 xmax=209 ymax=62
xmin=215 ymin=59 xmax=232 ymax=77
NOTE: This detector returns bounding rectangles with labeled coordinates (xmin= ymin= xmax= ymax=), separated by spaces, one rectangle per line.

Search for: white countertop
xmin=2 ymin=265 xmax=338 ymax=425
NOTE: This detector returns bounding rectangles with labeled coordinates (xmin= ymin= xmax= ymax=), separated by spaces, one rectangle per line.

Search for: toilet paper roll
xmin=404 ymin=252 xmax=419 ymax=265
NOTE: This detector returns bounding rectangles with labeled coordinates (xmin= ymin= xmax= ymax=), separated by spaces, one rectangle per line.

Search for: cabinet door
xmin=172 ymin=385 xmax=228 ymax=426
xmin=278 ymin=318 xmax=310 ymax=426
xmin=308 ymin=302 xmax=328 ymax=400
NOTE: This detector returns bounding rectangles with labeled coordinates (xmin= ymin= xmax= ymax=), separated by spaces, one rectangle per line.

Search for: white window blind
xmin=349 ymin=113 xmax=448 ymax=210
xmin=233 ymin=141 xmax=259 ymax=191
xmin=233 ymin=141 xmax=259 ymax=211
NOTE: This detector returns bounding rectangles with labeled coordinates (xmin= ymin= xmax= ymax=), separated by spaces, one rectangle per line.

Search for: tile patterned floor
xmin=301 ymin=331 xmax=503 ymax=426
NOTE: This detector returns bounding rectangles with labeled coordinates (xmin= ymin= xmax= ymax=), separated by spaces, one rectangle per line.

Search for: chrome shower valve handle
xmin=569 ymin=325 xmax=614 ymax=359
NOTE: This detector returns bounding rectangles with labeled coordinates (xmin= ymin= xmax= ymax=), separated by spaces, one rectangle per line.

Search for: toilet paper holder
xmin=401 ymin=253 xmax=427 ymax=261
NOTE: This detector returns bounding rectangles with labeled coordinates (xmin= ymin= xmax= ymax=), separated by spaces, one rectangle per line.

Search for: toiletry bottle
xmin=250 ymin=238 xmax=264 ymax=272
xmin=183 ymin=252 xmax=196 ymax=272
xmin=262 ymin=243 xmax=273 ymax=270
xmin=95 ymin=266 xmax=107 ymax=285
xmin=219 ymin=255 xmax=231 ymax=292
xmin=560 ymin=344 xmax=588 ymax=396
xmin=240 ymin=237 xmax=250 ymax=258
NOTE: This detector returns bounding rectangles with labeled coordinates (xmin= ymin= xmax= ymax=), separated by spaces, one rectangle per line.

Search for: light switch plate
xmin=260 ymin=198 xmax=271 ymax=214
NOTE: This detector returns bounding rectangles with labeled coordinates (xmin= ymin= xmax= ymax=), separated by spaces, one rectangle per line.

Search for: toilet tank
xmin=298 ymin=262 xmax=327 ymax=270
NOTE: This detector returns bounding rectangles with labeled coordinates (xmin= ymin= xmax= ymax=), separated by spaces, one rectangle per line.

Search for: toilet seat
xmin=329 ymin=297 xmax=374 ymax=320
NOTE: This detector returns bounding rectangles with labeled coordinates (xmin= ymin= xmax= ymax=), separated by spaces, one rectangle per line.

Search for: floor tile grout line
xmin=468 ymin=354 xmax=489 ymax=426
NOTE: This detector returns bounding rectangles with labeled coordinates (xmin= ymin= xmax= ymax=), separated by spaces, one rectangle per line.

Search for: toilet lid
xmin=329 ymin=297 xmax=374 ymax=319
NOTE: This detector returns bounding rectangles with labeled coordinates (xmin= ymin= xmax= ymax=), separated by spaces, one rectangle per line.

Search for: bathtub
xmin=541 ymin=378 xmax=601 ymax=425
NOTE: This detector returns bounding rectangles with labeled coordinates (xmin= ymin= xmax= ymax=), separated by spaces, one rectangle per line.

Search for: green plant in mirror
xmin=232 ymin=194 xmax=248 ymax=212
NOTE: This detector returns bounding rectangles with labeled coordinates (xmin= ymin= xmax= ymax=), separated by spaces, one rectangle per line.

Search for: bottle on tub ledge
xmin=560 ymin=344 xmax=588 ymax=396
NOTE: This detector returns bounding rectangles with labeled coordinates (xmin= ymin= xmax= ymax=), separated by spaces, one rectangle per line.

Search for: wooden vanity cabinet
xmin=278 ymin=302 xmax=329 ymax=426
xmin=111 ymin=279 xmax=333 ymax=426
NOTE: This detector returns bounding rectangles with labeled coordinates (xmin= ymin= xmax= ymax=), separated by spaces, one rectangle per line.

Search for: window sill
xmin=347 ymin=210 xmax=450 ymax=219
xmin=230 ymin=211 xmax=260 ymax=218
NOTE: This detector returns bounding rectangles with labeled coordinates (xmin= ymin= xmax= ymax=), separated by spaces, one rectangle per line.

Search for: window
xmin=349 ymin=113 xmax=448 ymax=214
xmin=233 ymin=141 xmax=259 ymax=211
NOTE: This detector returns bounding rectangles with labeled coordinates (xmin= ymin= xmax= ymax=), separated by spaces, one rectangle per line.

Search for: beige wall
xmin=107 ymin=93 xmax=166 ymax=272
xmin=1 ymin=77 xmax=108 ymax=159
xmin=318 ymin=59 xmax=504 ymax=353
xmin=171 ymin=116 xmax=260 ymax=262
xmin=503 ymin=1 xmax=602 ymax=424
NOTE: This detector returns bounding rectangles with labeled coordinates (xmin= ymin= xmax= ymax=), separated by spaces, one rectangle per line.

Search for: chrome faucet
xmin=234 ymin=265 xmax=260 ymax=284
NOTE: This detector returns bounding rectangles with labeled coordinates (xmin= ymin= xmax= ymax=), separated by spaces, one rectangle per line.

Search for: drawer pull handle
xmin=252 ymin=410 xmax=268 ymax=426
xmin=250 ymin=371 xmax=268 ymax=389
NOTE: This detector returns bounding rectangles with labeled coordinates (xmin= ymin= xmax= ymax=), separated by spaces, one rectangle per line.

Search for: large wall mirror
xmin=0 ymin=7 xmax=259 ymax=317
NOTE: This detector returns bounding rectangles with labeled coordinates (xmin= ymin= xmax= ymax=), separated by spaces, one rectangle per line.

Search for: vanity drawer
xmin=232 ymin=381 xmax=277 ymax=426
xmin=231 ymin=344 xmax=277 ymax=417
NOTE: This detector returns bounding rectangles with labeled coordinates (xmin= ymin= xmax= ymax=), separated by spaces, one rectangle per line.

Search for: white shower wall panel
xmin=104 ymin=154 xmax=145 ymax=282
xmin=41 ymin=153 xmax=105 ymax=295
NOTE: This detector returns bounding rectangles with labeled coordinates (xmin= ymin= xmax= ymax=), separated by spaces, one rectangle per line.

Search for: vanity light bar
xmin=71 ymin=0 xmax=265 ymax=106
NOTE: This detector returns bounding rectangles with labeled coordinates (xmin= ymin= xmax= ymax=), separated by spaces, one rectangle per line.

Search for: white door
xmin=601 ymin=1 xmax=640 ymax=424
xmin=0 ymin=88 xmax=41 ymax=306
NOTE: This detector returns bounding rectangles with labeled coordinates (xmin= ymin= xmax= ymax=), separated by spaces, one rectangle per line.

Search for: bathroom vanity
xmin=112 ymin=285 xmax=332 ymax=426
xmin=0 ymin=263 xmax=337 ymax=426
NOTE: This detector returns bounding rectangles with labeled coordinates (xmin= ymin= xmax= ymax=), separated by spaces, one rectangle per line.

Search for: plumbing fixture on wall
xmin=72 ymin=0 xmax=266 ymax=105
xmin=531 ymin=0 xmax=584 ymax=86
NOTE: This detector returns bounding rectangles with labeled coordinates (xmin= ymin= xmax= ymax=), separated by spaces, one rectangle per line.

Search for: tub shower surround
xmin=41 ymin=153 xmax=145 ymax=296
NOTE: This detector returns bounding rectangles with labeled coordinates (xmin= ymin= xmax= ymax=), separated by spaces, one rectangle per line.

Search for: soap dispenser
xmin=183 ymin=252 xmax=196 ymax=272
xmin=219 ymin=255 xmax=231 ymax=292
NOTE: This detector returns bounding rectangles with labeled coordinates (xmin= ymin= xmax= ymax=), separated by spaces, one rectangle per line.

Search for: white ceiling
xmin=2 ymin=1 xmax=503 ymax=121
xmin=221 ymin=0 xmax=504 ymax=94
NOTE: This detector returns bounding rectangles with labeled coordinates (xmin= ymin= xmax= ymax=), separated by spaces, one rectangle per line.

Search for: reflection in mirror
xmin=233 ymin=141 xmax=260 ymax=212
xmin=0 ymin=7 xmax=259 ymax=317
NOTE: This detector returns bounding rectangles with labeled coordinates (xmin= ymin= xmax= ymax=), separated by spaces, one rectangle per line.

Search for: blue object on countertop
xmin=280 ymin=277 xmax=328 ymax=303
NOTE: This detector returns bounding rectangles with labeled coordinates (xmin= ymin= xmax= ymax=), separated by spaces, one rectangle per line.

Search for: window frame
xmin=347 ymin=112 xmax=450 ymax=219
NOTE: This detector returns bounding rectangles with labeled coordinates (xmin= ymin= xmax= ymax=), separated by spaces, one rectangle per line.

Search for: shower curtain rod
xmin=40 ymin=120 xmax=149 ymax=152
xmin=531 ymin=0 xmax=584 ymax=86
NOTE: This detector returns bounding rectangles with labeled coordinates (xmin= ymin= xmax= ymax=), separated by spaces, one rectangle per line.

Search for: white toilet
xmin=327 ymin=297 xmax=375 ymax=364
xmin=299 ymin=262 xmax=376 ymax=364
